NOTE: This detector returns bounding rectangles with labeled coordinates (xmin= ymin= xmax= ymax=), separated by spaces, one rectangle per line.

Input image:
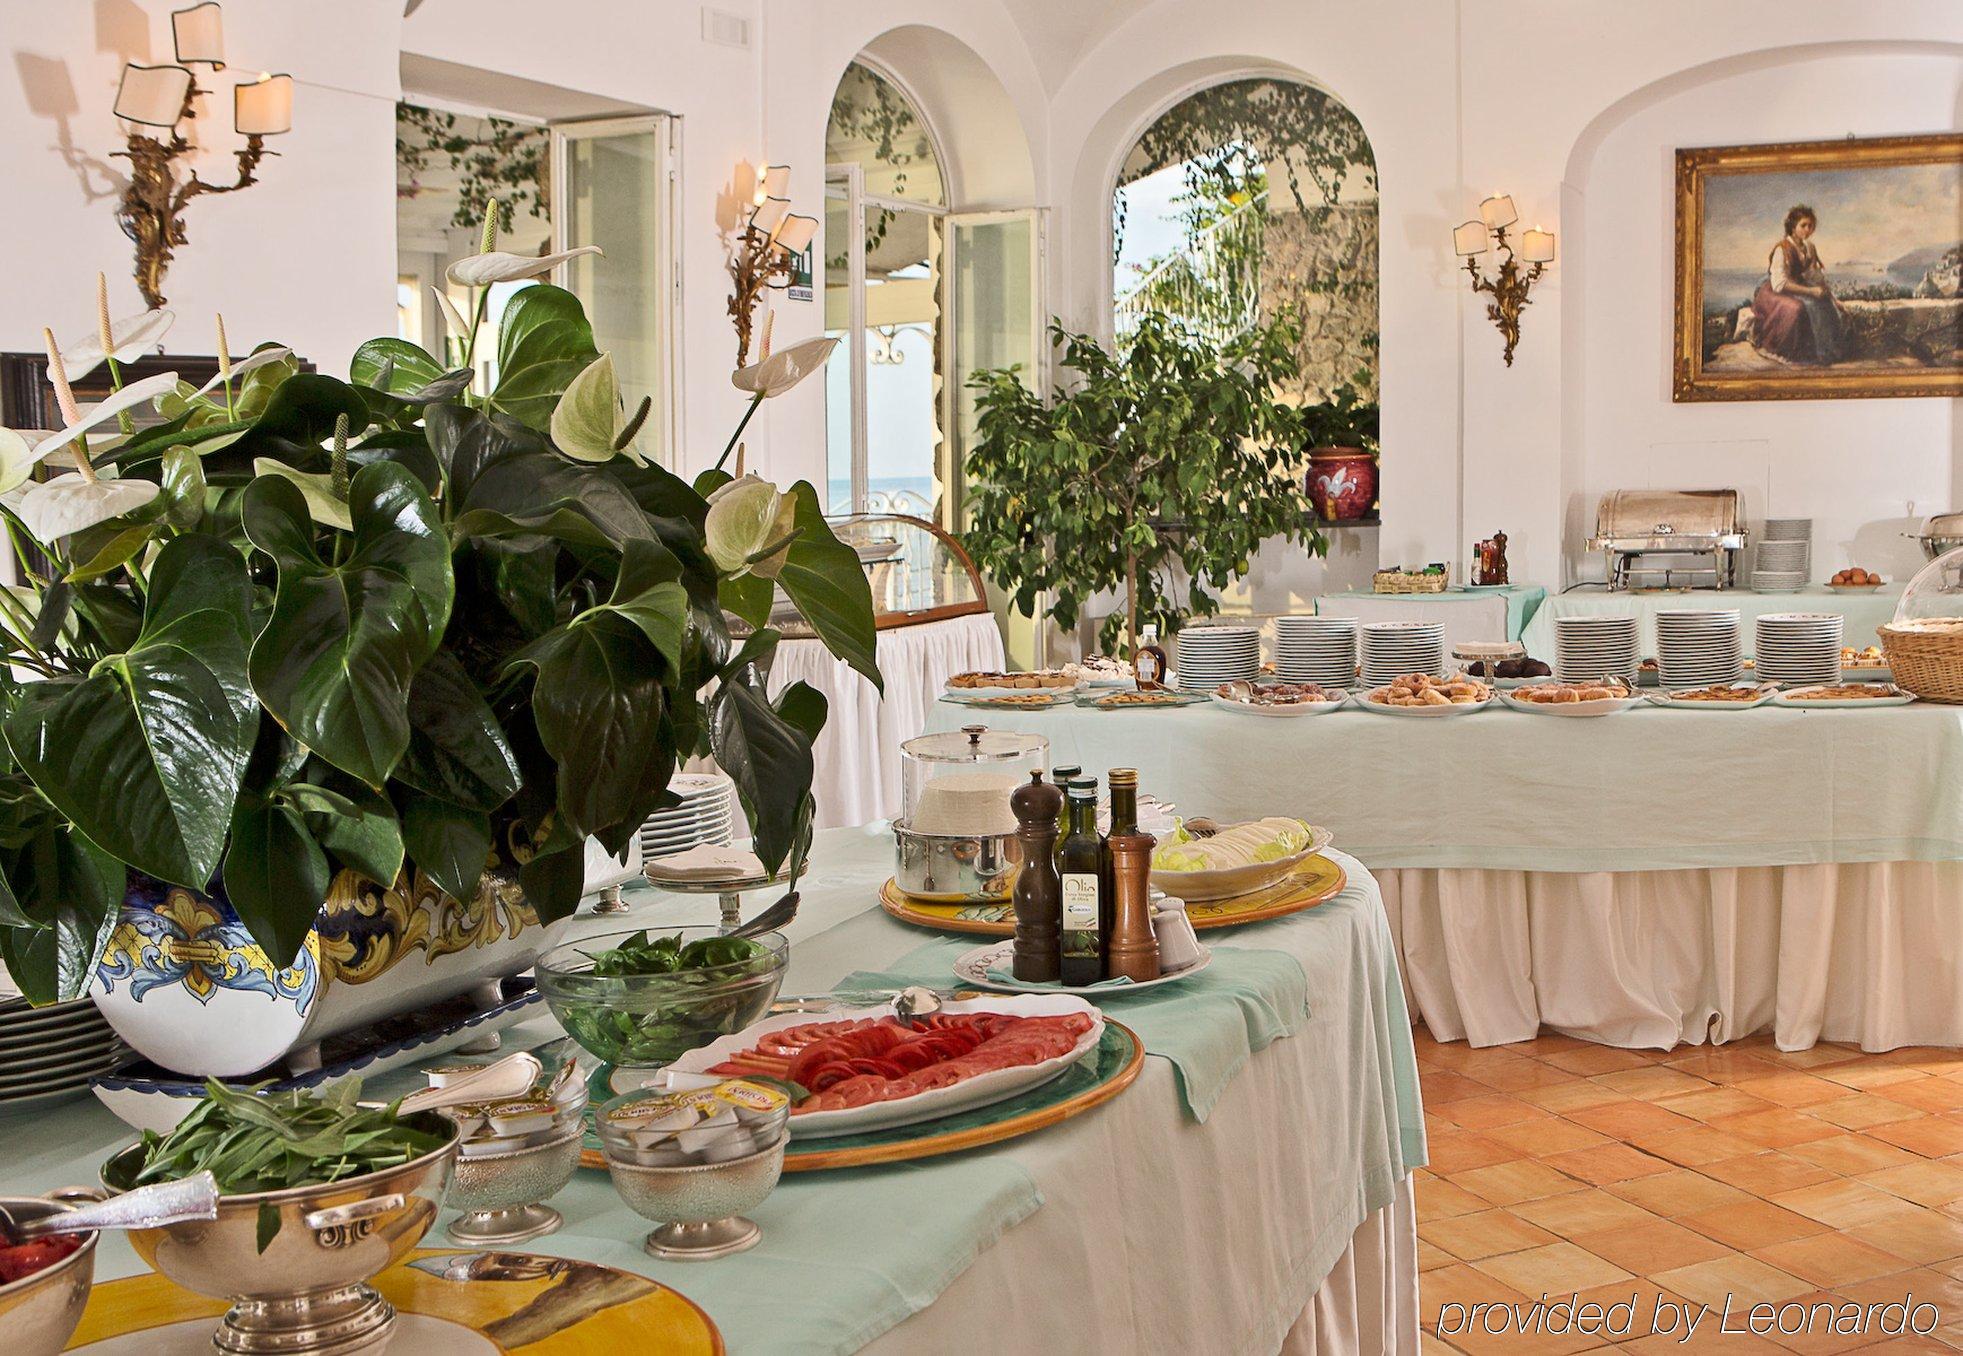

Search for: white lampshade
xmin=114 ymin=63 xmax=194 ymax=128
xmin=171 ymin=2 xmax=225 ymax=68
xmin=749 ymin=196 xmax=790 ymax=237
xmin=773 ymin=214 xmax=817 ymax=254
xmin=1479 ymin=194 xmax=1519 ymax=230
xmin=1520 ymin=228 xmax=1556 ymax=264
xmin=758 ymin=164 xmax=790 ymax=201
xmin=1452 ymin=220 xmax=1490 ymax=257
xmin=234 ymin=72 xmax=293 ymax=136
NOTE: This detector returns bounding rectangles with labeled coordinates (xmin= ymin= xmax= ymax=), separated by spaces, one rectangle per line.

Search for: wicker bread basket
xmin=1373 ymin=567 xmax=1450 ymax=595
xmin=1878 ymin=619 xmax=1963 ymax=704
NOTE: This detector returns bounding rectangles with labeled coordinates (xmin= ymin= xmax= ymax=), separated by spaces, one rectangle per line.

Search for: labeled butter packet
xmin=598 ymin=1079 xmax=789 ymax=1166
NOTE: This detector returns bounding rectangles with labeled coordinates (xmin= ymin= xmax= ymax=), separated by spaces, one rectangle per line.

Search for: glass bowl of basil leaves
xmin=535 ymin=928 xmax=790 ymax=1069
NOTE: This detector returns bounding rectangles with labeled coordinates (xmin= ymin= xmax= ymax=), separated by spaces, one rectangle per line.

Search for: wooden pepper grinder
xmin=1103 ymin=832 xmax=1161 ymax=982
xmin=1010 ymin=770 xmax=1064 ymax=982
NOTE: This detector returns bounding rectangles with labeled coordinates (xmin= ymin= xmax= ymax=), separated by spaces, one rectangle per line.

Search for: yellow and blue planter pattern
xmin=93 ymin=867 xmax=543 ymax=1079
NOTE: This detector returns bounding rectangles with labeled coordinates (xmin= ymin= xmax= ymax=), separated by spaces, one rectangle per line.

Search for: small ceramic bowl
xmin=1 ymin=1193 xmax=99 ymax=1356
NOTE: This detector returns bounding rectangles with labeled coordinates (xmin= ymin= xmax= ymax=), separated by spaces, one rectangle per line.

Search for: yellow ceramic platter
xmin=64 ymin=1249 xmax=722 ymax=1354
xmin=878 ymin=855 xmax=1347 ymax=936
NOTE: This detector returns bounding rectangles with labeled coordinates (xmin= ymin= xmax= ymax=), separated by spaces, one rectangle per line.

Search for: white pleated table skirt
xmin=1379 ymin=862 xmax=1963 ymax=1051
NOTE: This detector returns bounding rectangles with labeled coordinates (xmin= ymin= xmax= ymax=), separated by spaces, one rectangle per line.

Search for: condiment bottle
xmin=1101 ymin=768 xmax=1140 ymax=975
xmin=1104 ymin=831 xmax=1161 ymax=982
xmin=1057 ymin=779 xmax=1104 ymax=987
xmin=1010 ymin=770 xmax=1064 ymax=983
xmin=1133 ymin=625 xmax=1168 ymax=690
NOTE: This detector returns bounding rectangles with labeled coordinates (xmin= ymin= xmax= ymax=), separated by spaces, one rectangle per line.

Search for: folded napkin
xmin=840 ymin=936 xmax=1309 ymax=1122
xmin=983 ymin=961 xmax=1133 ymax=990
xmin=643 ymin=844 xmax=764 ymax=882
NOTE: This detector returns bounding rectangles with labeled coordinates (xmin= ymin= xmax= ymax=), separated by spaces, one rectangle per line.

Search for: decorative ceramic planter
xmin=92 ymin=867 xmax=543 ymax=1078
xmin=1306 ymin=448 xmax=1378 ymax=522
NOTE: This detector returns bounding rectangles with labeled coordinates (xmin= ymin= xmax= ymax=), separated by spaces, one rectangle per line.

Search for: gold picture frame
xmin=1673 ymin=133 xmax=1961 ymax=402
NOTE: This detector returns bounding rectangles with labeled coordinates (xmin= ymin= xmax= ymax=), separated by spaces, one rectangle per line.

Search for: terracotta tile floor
xmin=1413 ymin=1026 xmax=1963 ymax=1352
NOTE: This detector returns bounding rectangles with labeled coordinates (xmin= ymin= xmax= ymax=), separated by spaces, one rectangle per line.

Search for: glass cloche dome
xmin=1893 ymin=544 xmax=1963 ymax=627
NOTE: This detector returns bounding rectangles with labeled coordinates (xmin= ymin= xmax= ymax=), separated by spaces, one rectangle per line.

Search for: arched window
xmin=824 ymin=62 xmax=947 ymax=520
xmin=1113 ymin=77 xmax=1378 ymax=406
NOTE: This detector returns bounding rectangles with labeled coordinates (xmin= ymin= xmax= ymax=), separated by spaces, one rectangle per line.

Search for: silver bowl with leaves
xmin=1 ymin=1194 xmax=99 ymax=1356
xmin=99 ymin=1112 xmax=458 ymax=1355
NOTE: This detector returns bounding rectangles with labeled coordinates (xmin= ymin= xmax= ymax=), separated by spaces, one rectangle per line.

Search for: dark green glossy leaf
xmin=398 ymin=796 xmax=490 ymax=904
xmin=222 ymin=793 xmax=329 ymax=968
xmin=773 ymin=481 xmax=880 ymax=690
xmin=395 ymin=652 xmax=522 ymax=812
xmin=243 ymin=465 xmax=453 ymax=787
xmin=295 ymin=779 xmax=403 ymax=889
xmin=350 ymin=339 xmax=446 ymax=394
xmin=515 ymin=840 xmax=586 ymax=927
xmin=488 ymin=285 xmax=599 ymax=430
xmin=238 ymin=374 xmax=371 ymax=468
xmin=709 ymin=678 xmax=819 ymax=875
xmin=0 ymin=822 xmax=120 ymax=1003
xmin=718 ymin=573 xmax=773 ymax=629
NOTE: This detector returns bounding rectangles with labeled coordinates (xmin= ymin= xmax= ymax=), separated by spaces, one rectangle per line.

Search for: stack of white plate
xmin=1359 ymin=621 xmax=1446 ymax=687
xmin=1275 ymin=615 xmax=1357 ymax=687
xmin=1755 ymin=613 xmax=1843 ymax=684
xmin=1174 ymin=626 xmax=1262 ymax=691
xmin=1554 ymin=615 xmax=1640 ymax=683
xmin=639 ymin=771 xmax=736 ymax=862
xmin=1753 ymin=519 xmax=1812 ymax=592
xmin=1655 ymin=609 xmax=1744 ymax=688
xmin=0 ymin=991 xmax=125 ymax=1110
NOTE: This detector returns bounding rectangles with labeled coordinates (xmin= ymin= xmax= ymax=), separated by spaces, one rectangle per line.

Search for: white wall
xmin=1569 ymin=48 xmax=1960 ymax=584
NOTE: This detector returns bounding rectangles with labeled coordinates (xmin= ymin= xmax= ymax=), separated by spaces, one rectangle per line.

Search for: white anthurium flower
xmin=58 ymin=308 xmax=176 ymax=381
xmin=704 ymin=473 xmax=799 ymax=579
xmin=731 ymin=336 xmax=839 ymax=399
xmin=446 ymin=245 xmax=603 ymax=288
xmin=252 ymin=459 xmax=352 ymax=531
xmin=550 ymin=353 xmax=645 ymax=464
xmin=16 ymin=474 xmax=161 ymax=542
xmin=30 ymin=370 xmax=180 ymax=460
xmin=432 ymin=288 xmax=472 ymax=343
xmin=0 ymin=428 xmax=49 ymax=497
xmin=191 ymin=346 xmax=293 ymax=398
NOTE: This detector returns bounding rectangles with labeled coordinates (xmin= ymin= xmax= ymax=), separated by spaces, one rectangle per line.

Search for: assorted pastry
xmin=1463 ymin=656 xmax=1552 ymax=680
xmin=1667 ymin=684 xmax=1769 ymax=703
xmin=947 ymin=670 xmax=1077 ymax=691
xmin=1367 ymin=674 xmax=1490 ymax=707
xmin=1780 ymin=683 xmax=1906 ymax=701
xmin=1213 ymin=679 xmax=1340 ymax=706
xmin=1091 ymin=689 xmax=1189 ymax=708
xmin=966 ymin=692 xmax=1073 ymax=708
xmin=1508 ymin=678 xmax=1631 ymax=704
xmin=1841 ymin=645 xmax=1885 ymax=668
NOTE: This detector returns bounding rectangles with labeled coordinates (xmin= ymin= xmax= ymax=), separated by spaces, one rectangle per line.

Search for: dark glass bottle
xmin=1057 ymin=779 xmax=1103 ymax=987
xmin=1101 ymin=768 xmax=1140 ymax=976
xmin=1010 ymin=771 xmax=1064 ymax=983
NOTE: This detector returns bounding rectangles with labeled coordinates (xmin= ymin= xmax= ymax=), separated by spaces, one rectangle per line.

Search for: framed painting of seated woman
xmin=1673 ymin=133 xmax=1960 ymax=402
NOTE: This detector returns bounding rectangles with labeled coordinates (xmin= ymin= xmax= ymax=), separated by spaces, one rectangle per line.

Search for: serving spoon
xmin=0 ymin=1172 xmax=219 ymax=1244
xmin=396 ymin=1052 xmax=543 ymax=1116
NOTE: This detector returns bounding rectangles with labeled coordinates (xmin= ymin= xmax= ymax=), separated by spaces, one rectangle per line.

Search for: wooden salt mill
xmin=1010 ymin=769 xmax=1064 ymax=982
xmin=1104 ymin=832 xmax=1161 ymax=982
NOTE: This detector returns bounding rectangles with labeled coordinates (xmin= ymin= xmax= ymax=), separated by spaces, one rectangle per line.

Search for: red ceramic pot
xmin=1306 ymin=448 xmax=1377 ymax=522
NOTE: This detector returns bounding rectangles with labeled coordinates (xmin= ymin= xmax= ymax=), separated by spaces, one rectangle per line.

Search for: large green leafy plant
xmin=964 ymin=312 xmax=1324 ymax=652
xmin=0 ymin=233 xmax=877 ymax=1005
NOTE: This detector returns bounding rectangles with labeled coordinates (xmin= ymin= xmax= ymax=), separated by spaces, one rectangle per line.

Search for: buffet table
xmin=0 ymin=825 xmax=1425 ymax=1356
xmin=1520 ymin=584 xmax=1904 ymax=659
xmin=925 ymin=700 xmax=1963 ymax=1052
xmin=771 ymin=612 xmax=1005 ymax=830
xmin=1314 ymin=584 xmax=1544 ymax=646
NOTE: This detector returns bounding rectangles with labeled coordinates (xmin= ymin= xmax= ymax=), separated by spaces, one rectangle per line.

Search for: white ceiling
xmin=996 ymin=0 xmax=1160 ymax=89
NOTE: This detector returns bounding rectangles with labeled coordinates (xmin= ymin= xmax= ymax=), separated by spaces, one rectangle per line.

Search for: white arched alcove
xmin=1557 ymin=41 xmax=1962 ymax=585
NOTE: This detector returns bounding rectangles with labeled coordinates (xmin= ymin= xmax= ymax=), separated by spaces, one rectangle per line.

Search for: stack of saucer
xmin=1655 ymin=609 xmax=1744 ymax=688
xmin=1275 ymin=615 xmax=1357 ymax=687
xmin=0 ymin=987 xmax=126 ymax=1111
xmin=1753 ymin=519 xmax=1812 ymax=592
xmin=1173 ymin=626 xmax=1262 ymax=691
xmin=639 ymin=771 xmax=736 ymax=863
xmin=1359 ymin=621 xmax=1446 ymax=687
xmin=1754 ymin=613 xmax=1843 ymax=684
xmin=1553 ymin=615 xmax=1640 ymax=683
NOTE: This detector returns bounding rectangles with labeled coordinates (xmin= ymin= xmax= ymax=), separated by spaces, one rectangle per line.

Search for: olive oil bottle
xmin=1058 ymin=778 xmax=1104 ymax=987
xmin=1101 ymin=768 xmax=1140 ymax=976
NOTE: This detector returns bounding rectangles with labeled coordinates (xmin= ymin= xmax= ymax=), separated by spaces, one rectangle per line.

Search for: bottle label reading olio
xmin=1061 ymin=873 xmax=1100 ymax=955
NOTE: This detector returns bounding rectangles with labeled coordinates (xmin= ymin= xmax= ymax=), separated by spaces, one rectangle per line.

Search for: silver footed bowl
xmin=99 ymin=1115 xmax=458 ymax=1356
xmin=445 ymin=1124 xmax=583 ymax=1246
xmin=1 ymin=1193 xmax=99 ymax=1356
xmin=892 ymin=818 xmax=1024 ymax=902
xmin=602 ymin=1138 xmax=787 ymax=1262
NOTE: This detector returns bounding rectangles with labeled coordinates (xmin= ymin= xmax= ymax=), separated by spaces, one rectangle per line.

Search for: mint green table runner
xmin=0 ymin=830 xmax=1425 ymax=1355
xmin=839 ymin=936 xmax=1311 ymax=1121
xmin=1317 ymin=583 xmax=1546 ymax=641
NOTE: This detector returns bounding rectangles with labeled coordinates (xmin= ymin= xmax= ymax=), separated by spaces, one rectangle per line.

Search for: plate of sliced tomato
xmin=669 ymin=995 xmax=1105 ymax=1139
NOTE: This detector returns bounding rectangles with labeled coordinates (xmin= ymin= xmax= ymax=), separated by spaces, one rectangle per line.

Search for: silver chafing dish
xmin=1908 ymin=511 xmax=1963 ymax=561
xmin=1586 ymin=489 xmax=1747 ymax=590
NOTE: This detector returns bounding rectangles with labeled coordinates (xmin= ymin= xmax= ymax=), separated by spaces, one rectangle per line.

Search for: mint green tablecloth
xmin=925 ymin=700 xmax=1963 ymax=873
xmin=1520 ymin=584 xmax=1903 ymax=660
xmin=0 ymin=827 xmax=1425 ymax=1356
xmin=840 ymin=936 xmax=1311 ymax=1121
xmin=1316 ymin=583 xmax=1546 ymax=642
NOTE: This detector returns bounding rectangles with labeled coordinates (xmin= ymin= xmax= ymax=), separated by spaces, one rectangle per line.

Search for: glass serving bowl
xmin=534 ymin=928 xmax=789 ymax=1068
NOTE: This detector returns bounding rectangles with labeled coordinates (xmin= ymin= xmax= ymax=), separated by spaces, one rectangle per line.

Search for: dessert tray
xmin=1645 ymin=684 xmax=1776 ymax=710
xmin=1498 ymin=681 xmax=1643 ymax=718
xmin=1770 ymin=683 xmax=1915 ymax=708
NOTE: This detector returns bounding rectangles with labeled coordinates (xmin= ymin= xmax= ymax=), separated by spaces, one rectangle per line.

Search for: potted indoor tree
xmin=963 ymin=311 xmax=1322 ymax=653
xmin=1300 ymin=377 xmax=1379 ymax=522
xmin=0 ymin=229 xmax=878 ymax=1077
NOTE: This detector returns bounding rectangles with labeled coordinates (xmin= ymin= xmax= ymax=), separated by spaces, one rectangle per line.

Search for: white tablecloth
xmin=1379 ymin=863 xmax=1963 ymax=1053
xmin=772 ymin=612 xmax=1004 ymax=829
xmin=1521 ymin=585 xmax=1905 ymax=660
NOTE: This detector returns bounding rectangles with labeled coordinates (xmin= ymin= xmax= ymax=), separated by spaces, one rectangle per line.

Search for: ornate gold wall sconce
xmin=727 ymin=162 xmax=817 ymax=367
xmin=1452 ymin=195 xmax=1555 ymax=367
xmin=112 ymin=3 xmax=292 ymax=308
